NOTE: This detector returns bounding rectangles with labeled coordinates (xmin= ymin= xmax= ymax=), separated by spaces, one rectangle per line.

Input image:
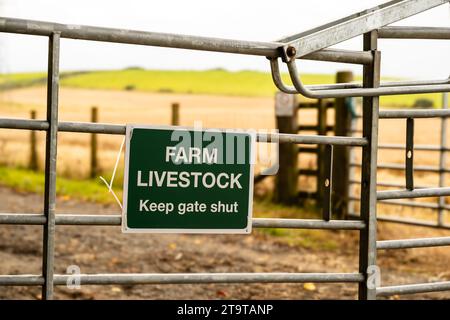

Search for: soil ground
xmin=0 ymin=186 xmax=449 ymax=300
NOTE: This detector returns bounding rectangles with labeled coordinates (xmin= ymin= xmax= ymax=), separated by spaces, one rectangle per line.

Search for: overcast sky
xmin=0 ymin=0 xmax=448 ymax=78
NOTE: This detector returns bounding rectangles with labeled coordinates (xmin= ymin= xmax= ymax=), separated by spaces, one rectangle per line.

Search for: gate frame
xmin=0 ymin=0 xmax=450 ymax=299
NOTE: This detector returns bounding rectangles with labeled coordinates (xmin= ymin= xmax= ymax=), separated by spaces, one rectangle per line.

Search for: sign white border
xmin=122 ymin=124 xmax=255 ymax=234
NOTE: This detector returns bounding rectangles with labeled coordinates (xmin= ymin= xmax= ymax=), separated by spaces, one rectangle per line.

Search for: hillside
xmin=0 ymin=69 xmax=443 ymax=107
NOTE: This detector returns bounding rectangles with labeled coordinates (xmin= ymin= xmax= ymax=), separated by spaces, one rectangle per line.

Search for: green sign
xmin=122 ymin=125 xmax=255 ymax=234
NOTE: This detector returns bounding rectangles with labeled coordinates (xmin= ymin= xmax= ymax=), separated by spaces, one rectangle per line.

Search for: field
xmin=0 ymin=69 xmax=443 ymax=106
xmin=0 ymin=72 xmax=449 ymax=299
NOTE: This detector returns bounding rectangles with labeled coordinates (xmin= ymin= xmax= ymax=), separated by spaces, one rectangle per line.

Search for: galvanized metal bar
xmin=279 ymin=0 xmax=449 ymax=59
xmin=0 ymin=17 xmax=390 ymax=63
xmin=252 ymin=218 xmax=365 ymax=230
xmin=287 ymin=77 xmax=450 ymax=93
xmin=359 ymin=32 xmax=380 ymax=300
xmin=284 ymin=59 xmax=450 ymax=98
xmin=0 ymin=17 xmax=281 ymax=58
xmin=377 ymin=281 xmax=450 ymax=296
xmin=322 ymin=145 xmax=333 ymax=221
xmin=302 ymin=49 xmax=373 ymax=65
xmin=270 ymin=58 xmax=450 ymax=97
xmin=0 ymin=118 xmax=368 ymax=146
xmin=0 ymin=213 xmax=47 ymax=224
xmin=377 ymin=187 xmax=450 ymax=200
xmin=438 ymin=93 xmax=448 ymax=226
xmin=377 ymin=236 xmax=450 ymax=250
xmin=379 ymin=26 xmax=450 ymax=39
xmin=55 ymin=272 xmax=364 ymax=285
xmin=406 ymin=118 xmax=414 ymax=190
xmin=0 ymin=275 xmax=45 ymax=286
xmin=379 ymin=108 xmax=450 ymax=119
xmin=41 ymin=32 xmax=60 ymax=300
xmin=0 ymin=273 xmax=364 ymax=286
xmin=0 ymin=213 xmax=366 ymax=230
xmin=0 ymin=118 xmax=49 ymax=130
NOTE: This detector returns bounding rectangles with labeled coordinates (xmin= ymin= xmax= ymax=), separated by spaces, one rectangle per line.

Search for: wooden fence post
xmin=90 ymin=106 xmax=99 ymax=178
xmin=274 ymin=92 xmax=298 ymax=204
xmin=333 ymin=71 xmax=353 ymax=218
xmin=171 ymin=102 xmax=180 ymax=126
xmin=29 ymin=110 xmax=38 ymax=171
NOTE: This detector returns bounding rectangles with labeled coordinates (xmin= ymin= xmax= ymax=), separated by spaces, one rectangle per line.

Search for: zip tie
xmin=99 ymin=137 xmax=125 ymax=210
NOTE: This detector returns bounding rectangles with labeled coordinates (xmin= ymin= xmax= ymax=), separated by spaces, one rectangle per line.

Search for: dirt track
xmin=0 ymin=186 xmax=449 ymax=300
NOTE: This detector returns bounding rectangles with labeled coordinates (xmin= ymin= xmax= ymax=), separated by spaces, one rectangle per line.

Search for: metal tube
xmin=377 ymin=236 xmax=450 ymax=250
xmin=379 ymin=108 xmax=450 ymax=119
xmin=269 ymin=58 xmax=450 ymax=97
xmin=41 ymin=33 xmax=60 ymax=300
xmin=0 ymin=273 xmax=364 ymax=286
xmin=377 ymin=281 xmax=450 ymax=296
xmin=301 ymin=49 xmax=373 ymax=65
xmin=253 ymin=218 xmax=365 ymax=230
xmin=379 ymin=26 xmax=450 ymax=39
xmin=358 ymin=31 xmax=380 ymax=301
xmin=0 ymin=213 xmax=46 ymax=224
xmin=279 ymin=0 xmax=449 ymax=59
xmin=0 ymin=118 xmax=368 ymax=146
xmin=54 ymin=272 xmax=364 ymax=285
xmin=0 ymin=214 xmax=366 ymax=230
xmin=0 ymin=17 xmax=280 ymax=57
xmin=377 ymin=187 xmax=450 ymax=200
xmin=0 ymin=275 xmax=45 ymax=286
xmin=285 ymin=59 xmax=450 ymax=98
xmin=266 ymin=133 xmax=367 ymax=146
xmin=438 ymin=93 xmax=448 ymax=226
xmin=0 ymin=118 xmax=49 ymax=130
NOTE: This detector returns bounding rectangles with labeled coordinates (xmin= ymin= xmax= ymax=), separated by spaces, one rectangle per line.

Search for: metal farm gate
xmin=0 ymin=0 xmax=450 ymax=300
xmin=348 ymin=94 xmax=450 ymax=229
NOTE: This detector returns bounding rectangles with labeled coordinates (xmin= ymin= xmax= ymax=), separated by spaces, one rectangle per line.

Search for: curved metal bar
xmin=269 ymin=58 xmax=450 ymax=96
xmin=284 ymin=59 xmax=450 ymax=98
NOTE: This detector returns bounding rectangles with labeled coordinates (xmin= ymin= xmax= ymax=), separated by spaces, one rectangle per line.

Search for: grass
xmin=58 ymin=68 xmax=336 ymax=98
xmin=1 ymin=68 xmax=442 ymax=107
xmin=0 ymin=72 xmax=46 ymax=84
xmin=0 ymin=165 xmax=121 ymax=204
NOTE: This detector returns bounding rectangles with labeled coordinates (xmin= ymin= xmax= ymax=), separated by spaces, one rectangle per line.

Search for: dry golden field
xmin=0 ymin=86 xmax=450 ymax=299
xmin=0 ymin=86 xmax=449 ymax=226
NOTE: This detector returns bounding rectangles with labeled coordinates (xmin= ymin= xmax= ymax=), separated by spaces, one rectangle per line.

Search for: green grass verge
xmin=0 ymin=72 xmax=46 ymax=85
xmin=2 ymin=69 xmax=442 ymax=107
xmin=58 ymin=68 xmax=335 ymax=97
xmin=0 ymin=165 xmax=121 ymax=204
